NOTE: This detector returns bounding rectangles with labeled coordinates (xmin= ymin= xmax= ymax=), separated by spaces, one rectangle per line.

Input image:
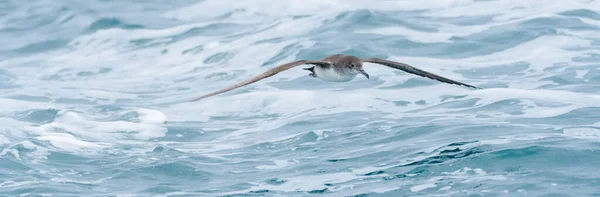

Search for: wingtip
xmin=459 ymin=83 xmax=481 ymax=90
xmin=469 ymin=85 xmax=482 ymax=90
xmin=191 ymin=96 xmax=207 ymax=102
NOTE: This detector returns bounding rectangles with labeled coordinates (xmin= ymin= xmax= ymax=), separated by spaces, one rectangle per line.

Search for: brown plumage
xmin=191 ymin=60 xmax=331 ymax=101
xmin=192 ymin=54 xmax=478 ymax=101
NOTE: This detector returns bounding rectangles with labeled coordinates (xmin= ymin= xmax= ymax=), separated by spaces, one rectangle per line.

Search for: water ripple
xmin=1 ymin=0 xmax=600 ymax=196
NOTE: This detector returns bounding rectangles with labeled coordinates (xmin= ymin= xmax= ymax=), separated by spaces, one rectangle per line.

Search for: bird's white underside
xmin=314 ymin=66 xmax=357 ymax=82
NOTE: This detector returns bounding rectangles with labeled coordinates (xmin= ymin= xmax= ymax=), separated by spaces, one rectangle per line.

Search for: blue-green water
xmin=1 ymin=0 xmax=600 ymax=196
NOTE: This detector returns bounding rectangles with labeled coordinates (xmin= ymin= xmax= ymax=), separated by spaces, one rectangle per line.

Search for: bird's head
xmin=345 ymin=57 xmax=369 ymax=79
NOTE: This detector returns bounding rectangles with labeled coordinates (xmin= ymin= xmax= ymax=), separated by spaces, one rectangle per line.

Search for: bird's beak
xmin=358 ymin=69 xmax=369 ymax=79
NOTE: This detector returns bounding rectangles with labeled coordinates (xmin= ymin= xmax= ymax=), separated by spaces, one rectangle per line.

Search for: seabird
xmin=192 ymin=54 xmax=479 ymax=101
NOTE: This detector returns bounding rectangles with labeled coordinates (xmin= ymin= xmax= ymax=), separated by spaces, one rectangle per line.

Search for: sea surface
xmin=1 ymin=0 xmax=600 ymax=196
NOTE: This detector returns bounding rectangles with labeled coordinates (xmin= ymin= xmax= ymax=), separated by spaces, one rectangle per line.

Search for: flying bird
xmin=192 ymin=54 xmax=478 ymax=101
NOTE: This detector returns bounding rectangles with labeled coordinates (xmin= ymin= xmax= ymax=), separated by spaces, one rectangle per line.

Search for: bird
xmin=192 ymin=54 xmax=479 ymax=101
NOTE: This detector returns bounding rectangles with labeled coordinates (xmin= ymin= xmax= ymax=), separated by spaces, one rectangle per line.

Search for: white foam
xmin=247 ymin=172 xmax=357 ymax=192
xmin=373 ymin=187 xmax=400 ymax=193
xmin=0 ymin=135 xmax=9 ymax=147
xmin=0 ymin=98 xmax=58 ymax=114
xmin=0 ymin=149 xmax=20 ymax=160
xmin=575 ymin=70 xmax=589 ymax=79
xmin=439 ymin=186 xmax=452 ymax=191
xmin=0 ymin=118 xmax=53 ymax=160
xmin=162 ymin=0 xmax=350 ymax=21
xmin=0 ymin=180 xmax=41 ymax=188
xmin=441 ymin=88 xmax=600 ymax=118
xmin=165 ymin=87 xmax=598 ymax=155
xmin=37 ymin=134 xmax=107 ymax=152
xmin=81 ymin=90 xmax=139 ymax=103
xmin=411 ymin=183 xmax=437 ymax=192
xmin=356 ymin=24 xmax=490 ymax=43
xmin=563 ymin=128 xmax=600 ymax=140
xmin=67 ymin=23 xmax=215 ymax=51
xmin=399 ymin=167 xmax=510 ymax=195
xmin=256 ymin=160 xmax=295 ymax=170
xmin=479 ymin=138 xmax=513 ymax=145
xmin=50 ymin=177 xmax=110 ymax=185
xmin=26 ymin=111 xmax=167 ymax=154
xmin=441 ymin=167 xmax=507 ymax=182
xmin=133 ymin=108 xmax=167 ymax=124
xmin=462 ymin=35 xmax=591 ymax=70
xmin=421 ymin=0 xmax=600 ymax=18
xmin=0 ymin=118 xmax=29 ymax=146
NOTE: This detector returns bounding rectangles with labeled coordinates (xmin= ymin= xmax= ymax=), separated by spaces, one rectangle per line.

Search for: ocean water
xmin=1 ymin=0 xmax=600 ymax=196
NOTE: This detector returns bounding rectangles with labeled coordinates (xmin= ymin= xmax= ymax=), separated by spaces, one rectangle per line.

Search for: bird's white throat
xmin=314 ymin=66 xmax=357 ymax=82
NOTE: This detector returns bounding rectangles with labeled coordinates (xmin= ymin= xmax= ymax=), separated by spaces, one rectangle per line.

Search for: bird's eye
xmin=350 ymin=64 xmax=354 ymax=67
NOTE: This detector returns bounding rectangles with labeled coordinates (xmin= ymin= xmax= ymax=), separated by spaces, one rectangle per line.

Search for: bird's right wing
xmin=192 ymin=60 xmax=331 ymax=101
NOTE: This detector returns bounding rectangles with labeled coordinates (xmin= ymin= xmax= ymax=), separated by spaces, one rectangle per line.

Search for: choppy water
xmin=1 ymin=0 xmax=600 ymax=196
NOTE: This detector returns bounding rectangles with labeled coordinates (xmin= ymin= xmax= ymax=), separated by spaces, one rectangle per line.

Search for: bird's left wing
xmin=192 ymin=60 xmax=331 ymax=101
xmin=362 ymin=58 xmax=479 ymax=89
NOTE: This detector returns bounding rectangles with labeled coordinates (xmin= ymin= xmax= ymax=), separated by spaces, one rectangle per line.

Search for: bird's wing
xmin=192 ymin=60 xmax=332 ymax=101
xmin=362 ymin=58 xmax=479 ymax=89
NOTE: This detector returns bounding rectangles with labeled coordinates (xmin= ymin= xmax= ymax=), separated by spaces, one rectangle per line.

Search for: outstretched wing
xmin=192 ymin=60 xmax=331 ymax=101
xmin=362 ymin=58 xmax=479 ymax=89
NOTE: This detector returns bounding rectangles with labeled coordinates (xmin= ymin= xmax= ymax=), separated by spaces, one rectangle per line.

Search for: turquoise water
xmin=1 ymin=0 xmax=600 ymax=196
